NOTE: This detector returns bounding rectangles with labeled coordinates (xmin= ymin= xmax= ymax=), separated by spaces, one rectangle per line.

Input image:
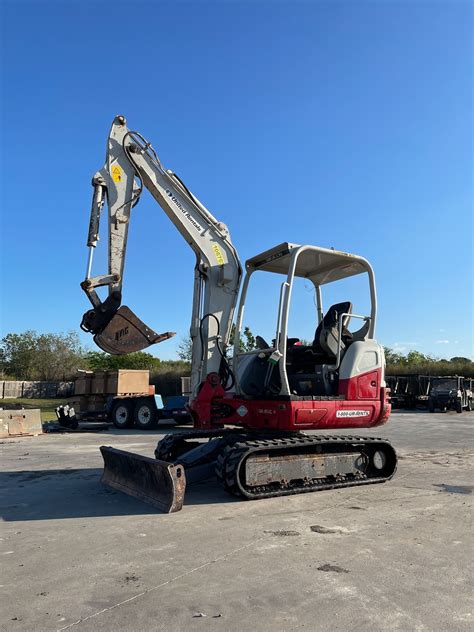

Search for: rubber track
xmin=215 ymin=435 xmax=397 ymax=499
xmin=155 ymin=430 xmax=397 ymax=500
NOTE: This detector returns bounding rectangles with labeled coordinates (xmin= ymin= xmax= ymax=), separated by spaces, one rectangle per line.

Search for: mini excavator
xmin=80 ymin=116 xmax=396 ymax=512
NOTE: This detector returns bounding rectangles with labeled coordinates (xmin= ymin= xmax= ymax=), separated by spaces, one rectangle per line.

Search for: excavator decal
xmin=111 ymin=165 xmax=122 ymax=183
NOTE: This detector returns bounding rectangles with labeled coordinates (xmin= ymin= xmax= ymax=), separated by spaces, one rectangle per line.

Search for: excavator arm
xmin=80 ymin=116 xmax=242 ymax=398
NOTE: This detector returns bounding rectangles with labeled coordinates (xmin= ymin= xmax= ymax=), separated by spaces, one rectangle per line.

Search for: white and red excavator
xmin=80 ymin=116 xmax=396 ymax=512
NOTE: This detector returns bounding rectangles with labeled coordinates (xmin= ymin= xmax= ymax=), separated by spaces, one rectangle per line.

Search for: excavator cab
xmin=233 ymin=243 xmax=377 ymax=401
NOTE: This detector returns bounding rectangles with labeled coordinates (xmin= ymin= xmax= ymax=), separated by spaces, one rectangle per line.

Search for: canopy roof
xmin=246 ymin=242 xmax=371 ymax=286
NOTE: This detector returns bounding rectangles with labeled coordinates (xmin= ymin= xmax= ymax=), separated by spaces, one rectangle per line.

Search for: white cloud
xmin=435 ymin=340 xmax=450 ymax=344
xmin=390 ymin=342 xmax=419 ymax=354
xmin=393 ymin=341 xmax=418 ymax=347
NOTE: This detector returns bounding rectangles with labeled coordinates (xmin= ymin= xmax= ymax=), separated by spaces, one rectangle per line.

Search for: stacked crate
xmin=72 ymin=370 xmax=152 ymax=417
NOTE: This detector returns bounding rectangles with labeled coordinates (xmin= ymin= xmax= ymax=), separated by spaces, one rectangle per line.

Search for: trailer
xmin=387 ymin=374 xmax=473 ymax=412
xmin=57 ymin=370 xmax=191 ymax=430
xmin=388 ymin=374 xmax=430 ymax=408
xmin=387 ymin=374 xmax=431 ymax=409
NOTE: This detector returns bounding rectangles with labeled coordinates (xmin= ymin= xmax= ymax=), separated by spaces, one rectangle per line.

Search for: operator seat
xmin=313 ymin=301 xmax=353 ymax=360
xmin=286 ymin=302 xmax=353 ymax=397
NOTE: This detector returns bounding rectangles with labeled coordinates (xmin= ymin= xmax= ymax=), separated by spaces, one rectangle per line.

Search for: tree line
xmin=383 ymin=348 xmax=473 ymax=377
xmin=0 ymin=331 xmax=189 ymax=381
xmin=0 ymin=330 xmax=472 ymax=381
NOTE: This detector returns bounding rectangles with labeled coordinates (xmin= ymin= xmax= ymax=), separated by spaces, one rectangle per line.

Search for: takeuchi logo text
xmin=165 ymin=189 xmax=203 ymax=233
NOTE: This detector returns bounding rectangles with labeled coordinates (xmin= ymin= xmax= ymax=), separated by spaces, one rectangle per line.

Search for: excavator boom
xmin=80 ymin=116 xmax=242 ymax=401
xmin=80 ymin=116 xmax=242 ymax=510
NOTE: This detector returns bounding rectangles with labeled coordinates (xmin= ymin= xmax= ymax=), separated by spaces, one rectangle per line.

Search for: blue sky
xmin=1 ymin=0 xmax=472 ymax=360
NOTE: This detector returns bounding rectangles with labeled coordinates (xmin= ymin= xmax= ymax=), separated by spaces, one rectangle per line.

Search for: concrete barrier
xmin=0 ymin=408 xmax=43 ymax=437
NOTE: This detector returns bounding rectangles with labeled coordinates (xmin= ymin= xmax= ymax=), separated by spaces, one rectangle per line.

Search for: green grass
xmin=0 ymin=398 xmax=68 ymax=422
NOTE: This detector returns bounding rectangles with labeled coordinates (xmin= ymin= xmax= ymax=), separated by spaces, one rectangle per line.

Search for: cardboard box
xmin=106 ymin=370 xmax=150 ymax=395
xmin=90 ymin=371 xmax=106 ymax=395
xmin=74 ymin=369 xmax=150 ymax=399
xmin=74 ymin=375 xmax=92 ymax=396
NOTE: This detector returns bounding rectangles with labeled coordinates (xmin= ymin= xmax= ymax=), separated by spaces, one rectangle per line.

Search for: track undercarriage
xmin=100 ymin=429 xmax=397 ymax=512
xmin=155 ymin=429 xmax=397 ymax=500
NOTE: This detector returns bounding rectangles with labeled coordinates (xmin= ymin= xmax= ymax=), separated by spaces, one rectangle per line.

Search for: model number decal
xmin=165 ymin=189 xmax=204 ymax=234
xmin=212 ymin=244 xmax=225 ymax=266
xmin=336 ymin=410 xmax=370 ymax=418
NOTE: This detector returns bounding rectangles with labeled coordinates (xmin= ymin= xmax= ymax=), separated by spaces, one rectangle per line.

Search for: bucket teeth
xmin=100 ymin=446 xmax=186 ymax=512
xmin=93 ymin=306 xmax=175 ymax=354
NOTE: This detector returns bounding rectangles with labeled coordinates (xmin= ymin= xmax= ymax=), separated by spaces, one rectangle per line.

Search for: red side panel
xmin=338 ymin=368 xmax=381 ymax=400
xmin=294 ymin=408 xmax=328 ymax=425
xmin=357 ymin=370 xmax=379 ymax=399
xmin=191 ymin=369 xmax=391 ymax=432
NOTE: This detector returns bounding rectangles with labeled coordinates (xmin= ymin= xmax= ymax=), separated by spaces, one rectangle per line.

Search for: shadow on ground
xmin=0 ymin=467 xmax=236 ymax=522
xmin=42 ymin=420 xmax=182 ymax=436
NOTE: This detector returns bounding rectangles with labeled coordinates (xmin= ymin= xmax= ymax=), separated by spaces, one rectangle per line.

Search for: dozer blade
xmin=100 ymin=446 xmax=186 ymax=513
xmin=94 ymin=306 xmax=175 ymax=354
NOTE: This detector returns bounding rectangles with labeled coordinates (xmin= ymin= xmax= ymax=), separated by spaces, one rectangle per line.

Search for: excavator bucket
xmin=100 ymin=446 xmax=186 ymax=513
xmin=94 ymin=306 xmax=175 ymax=355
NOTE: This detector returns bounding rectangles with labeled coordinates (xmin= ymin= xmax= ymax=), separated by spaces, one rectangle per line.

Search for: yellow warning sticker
xmin=212 ymin=244 xmax=225 ymax=266
xmin=111 ymin=165 xmax=122 ymax=183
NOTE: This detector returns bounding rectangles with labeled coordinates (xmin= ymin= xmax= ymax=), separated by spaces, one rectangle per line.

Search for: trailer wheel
xmin=134 ymin=398 xmax=158 ymax=430
xmin=110 ymin=400 xmax=134 ymax=429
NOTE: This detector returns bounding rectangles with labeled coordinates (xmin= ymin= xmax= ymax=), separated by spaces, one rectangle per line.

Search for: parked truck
xmin=428 ymin=376 xmax=473 ymax=413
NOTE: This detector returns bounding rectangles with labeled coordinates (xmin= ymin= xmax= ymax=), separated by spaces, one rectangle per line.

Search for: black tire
xmin=456 ymin=400 xmax=463 ymax=414
xmin=428 ymin=400 xmax=435 ymax=413
xmin=134 ymin=398 xmax=158 ymax=430
xmin=110 ymin=399 xmax=134 ymax=429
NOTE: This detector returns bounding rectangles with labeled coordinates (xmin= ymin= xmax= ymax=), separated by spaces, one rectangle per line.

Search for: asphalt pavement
xmin=1 ymin=410 xmax=473 ymax=631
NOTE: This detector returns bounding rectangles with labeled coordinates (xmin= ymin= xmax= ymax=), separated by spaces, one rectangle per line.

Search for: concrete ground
xmin=1 ymin=411 xmax=473 ymax=632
